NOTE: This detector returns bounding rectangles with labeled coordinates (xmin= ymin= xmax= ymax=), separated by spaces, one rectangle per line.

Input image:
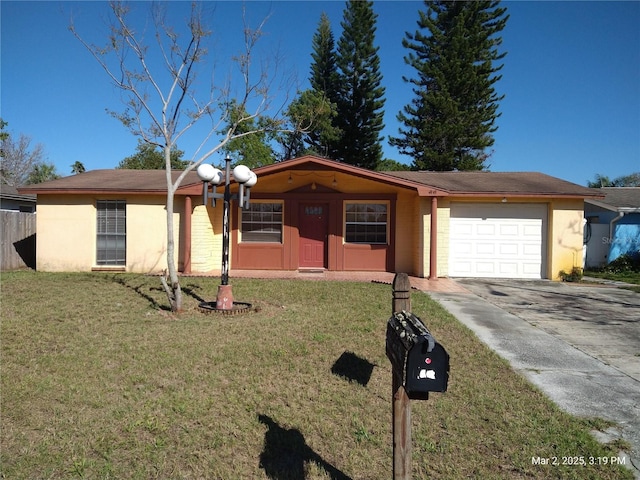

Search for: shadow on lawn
xmin=111 ymin=277 xmax=212 ymax=311
xmin=331 ymin=351 xmax=376 ymax=386
xmin=258 ymin=414 xmax=352 ymax=480
xmin=111 ymin=275 xmax=171 ymax=311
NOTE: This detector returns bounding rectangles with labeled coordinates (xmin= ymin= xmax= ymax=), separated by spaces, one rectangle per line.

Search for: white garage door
xmin=449 ymin=203 xmax=547 ymax=279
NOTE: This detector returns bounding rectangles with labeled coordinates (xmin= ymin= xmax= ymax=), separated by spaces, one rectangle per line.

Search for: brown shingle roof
xmin=384 ymin=171 xmax=601 ymax=197
xmin=586 ymin=187 xmax=640 ymax=210
xmin=17 ymin=164 xmax=602 ymax=200
xmin=18 ymin=170 xmax=202 ymax=195
xmin=1 ymin=184 xmax=37 ymax=201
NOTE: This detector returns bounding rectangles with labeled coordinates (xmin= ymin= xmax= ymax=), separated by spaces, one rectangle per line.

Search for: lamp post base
xmin=216 ymin=284 xmax=234 ymax=310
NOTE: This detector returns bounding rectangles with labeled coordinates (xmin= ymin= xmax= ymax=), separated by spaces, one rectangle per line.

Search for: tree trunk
xmin=162 ymin=145 xmax=183 ymax=312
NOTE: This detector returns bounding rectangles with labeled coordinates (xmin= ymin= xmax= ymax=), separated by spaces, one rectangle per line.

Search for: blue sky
xmin=2 ymin=1 xmax=639 ymax=186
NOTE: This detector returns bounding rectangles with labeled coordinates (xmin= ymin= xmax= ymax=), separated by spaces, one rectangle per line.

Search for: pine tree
xmin=278 ymin=89 xmax=338 ymax=160
xmin=307 ymin=13 xmax=341 ymax=158
xmin=390 ymin=1 xmax=508 ymax=171
xmin=334 ymin=0 xmax=385 ymax=169
xmin=310 ymin=13 xmax=340 ymax=103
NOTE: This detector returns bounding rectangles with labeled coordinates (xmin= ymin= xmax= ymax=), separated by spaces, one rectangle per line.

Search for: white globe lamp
xmin=232 ymin=164 xmax=252 ymax=184
xmin=245 ymin=171 xmax=258 ymax=188
xmin=197 ymin=164 xmax=217 ymax=182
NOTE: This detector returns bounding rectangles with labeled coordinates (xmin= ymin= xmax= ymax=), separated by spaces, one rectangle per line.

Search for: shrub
xmin=559 ymin=266 xmax=583 ymax=282
xmin=601 ymin=253 xmax=640 ymax=274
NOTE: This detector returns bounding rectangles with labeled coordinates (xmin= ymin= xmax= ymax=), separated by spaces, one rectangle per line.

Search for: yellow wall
xmin=394 ymin=190 xmax=418 ymax=274
xmin=548 ymin=199 xmax=585 ymax=280
xmin=412 ymin=196 xmax=427 ymax=278
xmin=34 ymin=177 xmax=586 ymax=281
xmin=127 ymin=196 xmax=181 ymax=273
xmin=413 ymin=197 xmax=451 ymax=278
xmin=36 ymin=195 xmax=95 ymax=271
xmin=436 ymin=200 xmax=451 ymax=277
xmin=36 ymin=194 xmax=180 ymax=273
xmin=190 ymin=203 xmax=222 ymax=272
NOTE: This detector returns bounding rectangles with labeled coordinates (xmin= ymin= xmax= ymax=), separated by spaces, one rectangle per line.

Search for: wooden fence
xmin=1 ymin=211 xmax=36 ymax=271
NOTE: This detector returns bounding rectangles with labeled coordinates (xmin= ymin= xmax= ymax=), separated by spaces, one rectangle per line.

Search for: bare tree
xmin=70 ymin=2 xmax=296 ymax=312
xmin=0 ymin=121 xmax=47 ymax=186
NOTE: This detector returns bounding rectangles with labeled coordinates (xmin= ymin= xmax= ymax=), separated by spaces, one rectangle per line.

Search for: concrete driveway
xmin=429 ymin=279 xmax=640 ymax=478
xmin=458 ymin=279 xmax=640 ymax=381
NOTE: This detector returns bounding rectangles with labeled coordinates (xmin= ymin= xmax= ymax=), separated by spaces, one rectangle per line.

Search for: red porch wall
xmin=341 ymin=244 xmax=389 ymax=271
xmin=231 ymin=191 xmax=396 ymax=272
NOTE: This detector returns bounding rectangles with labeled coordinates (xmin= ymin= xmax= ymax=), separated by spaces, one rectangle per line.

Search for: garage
xmin=449 ymin=203 xmax=548 ymax=279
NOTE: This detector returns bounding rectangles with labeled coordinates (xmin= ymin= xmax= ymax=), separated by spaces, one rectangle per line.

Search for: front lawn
xmin=1 ymin=272 xmax=632 ymax=479
xmin=585 ymin=270 xmax=640 ymax=285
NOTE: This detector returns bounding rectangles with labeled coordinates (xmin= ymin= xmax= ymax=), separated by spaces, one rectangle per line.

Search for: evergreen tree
xmin=334 ymin=0 xmax=386 ymax=169
xmin=71 ymin=161 xmax=86 ymax=174
xmin=219 ymin=100 xmax=276 ymax=169
xmin=588 ymin=172 xmax=640 ymax=187
xmin=26 ymin=162 xmax=60 ymax=184
xmin=390 ymin=1 xmax=508 ymax=171
xmin=278 ymin=89 xmax=338 ymax=160
xmin=117 ymin=140 xmax=189 ymax=170
xmin=310 ymin=13 xmax=340 ymax=102
xmin=308 ymin=13 xmax=341 ymax=157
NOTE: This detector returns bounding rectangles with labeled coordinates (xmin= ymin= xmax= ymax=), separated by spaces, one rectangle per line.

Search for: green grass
xmin=585 ymin=270 xmax=640 ymax=285
xmin=585 ymin=270 xmax=640 ymax=293
xmin=1 ymin=271 xmax=633 ymax=479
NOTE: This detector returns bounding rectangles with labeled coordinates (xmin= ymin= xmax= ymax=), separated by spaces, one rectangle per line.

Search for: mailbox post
xmin=386 ymin=273 xmax=449 ymax=479
xmin=390 ymin=274 xmax=412 ymax=479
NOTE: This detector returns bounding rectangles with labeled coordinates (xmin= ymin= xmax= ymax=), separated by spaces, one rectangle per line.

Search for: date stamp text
xmin=531 ymin=456 xmax=626 ymax=467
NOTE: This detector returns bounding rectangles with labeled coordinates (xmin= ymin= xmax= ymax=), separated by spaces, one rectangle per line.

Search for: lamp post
xmin=196 ymin=155 xmax=257 ymax=311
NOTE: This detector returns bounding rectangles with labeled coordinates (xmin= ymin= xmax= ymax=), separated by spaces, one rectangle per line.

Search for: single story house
xmin=584 ymin=187 xmax=640 ymax=268
xmin=0 ymin=184 xmax=36 ymax=212
xmin=19 ymin=155 xmax=602 ymax=280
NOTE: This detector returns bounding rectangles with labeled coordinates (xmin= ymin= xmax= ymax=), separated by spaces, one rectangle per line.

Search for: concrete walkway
xmin=188 ymin=269 xmax=469 ymax=293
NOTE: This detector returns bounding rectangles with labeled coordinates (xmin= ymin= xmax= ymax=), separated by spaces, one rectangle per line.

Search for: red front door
xmin=299 ymin=203 xmax=328 ymax=268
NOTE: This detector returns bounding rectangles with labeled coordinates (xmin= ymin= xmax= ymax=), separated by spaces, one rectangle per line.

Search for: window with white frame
xmin=96 ymin=200 xmax=126 ymax=265
xmin=241 ymin=202 xmax=283 ymax=243
xmin=345 ymin=202 xmax=388 ymax=244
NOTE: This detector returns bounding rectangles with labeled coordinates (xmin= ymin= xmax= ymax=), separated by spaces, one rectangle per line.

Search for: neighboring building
xmin=584 ymin=187 xmax=640 ymax=268
xmin=0 ymin=184 xmax=37 ymax=271
xmin=19 ymin=155 xmax=601 ymax=280
xmin=0 ymin=184 xmax=36 ymax=212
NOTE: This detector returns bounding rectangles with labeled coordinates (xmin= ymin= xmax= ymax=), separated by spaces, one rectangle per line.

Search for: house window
xmin=241 ymin=202 xmax=283 ymax=243
xmin=96 ymin=200 xmax=126 ymax=265
xmin=345 ymin=203 xmax=388 ymax=244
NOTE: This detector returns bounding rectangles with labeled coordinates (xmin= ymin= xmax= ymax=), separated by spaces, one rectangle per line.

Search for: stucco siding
xmin=548 ymin=199 xmax=585 ymax=279
xmin=126 ymin=196 xmax=180 ymax=273
xmin=36 ymin=195 xmax=95 ymax=272
xmin=394 ymin=191 xmax=417 ymax=274
xmin=35 ymin=194 xmax=180 ymax=273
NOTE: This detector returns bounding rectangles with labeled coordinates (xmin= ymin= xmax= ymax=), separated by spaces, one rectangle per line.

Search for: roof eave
xmin=254 ymin=155 xmax=450 ymax=195
xmin=446 ymin=192 xmax=602 ymax=199
xmin=17 ymin=188 xmax=173 ymax=196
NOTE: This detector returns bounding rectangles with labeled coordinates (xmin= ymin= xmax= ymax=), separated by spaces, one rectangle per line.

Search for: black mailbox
xmin=386 ymin=310 xmax=449 ymax=399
